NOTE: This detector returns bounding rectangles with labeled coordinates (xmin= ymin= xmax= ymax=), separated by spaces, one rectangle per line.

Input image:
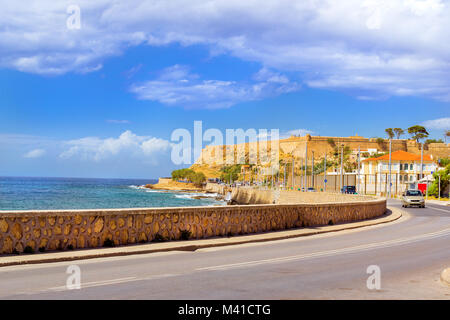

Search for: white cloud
xmin=2 ymin=1 xmax=450 ymax=101
xmin=59 ymin=130 xmax=171 ymax=162
xmin=106 ymin=119 xmax=131 ymax=124
xmin=24 ymin=148 xmax=46 ymax=158
xmin=422 ymin=117 xmax=450 ymax=130
xmin=130 ymin=65 xmax=300 ymax=109
xmin=0 ymin=134 xmax=56 ymax=146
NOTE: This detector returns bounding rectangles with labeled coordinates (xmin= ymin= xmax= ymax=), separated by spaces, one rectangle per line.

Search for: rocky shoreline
xmin=141 ymin=182 xmax=227 ymax=203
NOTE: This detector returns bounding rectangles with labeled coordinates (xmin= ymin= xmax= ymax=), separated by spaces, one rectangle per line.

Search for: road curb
xmin=0 ymin=207 xmax=403 ymax=267
xmin=441 ymin=268 xmax=450 ymax=287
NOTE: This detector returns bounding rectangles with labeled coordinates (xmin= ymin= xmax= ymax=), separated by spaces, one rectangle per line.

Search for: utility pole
xmin=340 ymin=144 xmax=344 ymax=192
xmin=439 ymin=175 xmax=441 ymax=201
xmin=312 ymin=151 xmax=315 ymax=189
xmin=357 ymin=146 xmax=361 ymax=194
xmin=324 ymin=153 xmax=327 ymax=192
xmin=277 ymin=167 xmax=279 ymax=188
xmin=300 ymin=158 xmax=303 ymax=190
xmin=420 ymin=142 xmax=424 ymax=180
xmin=304 ymin=142 xmax=308 ymax=191
xmin=388 ymin=139 xmax=392 ymax=199
xmin=284 ymin=164 xmax=286 ymax=189
xmin=292 ymin=158 xmax=295 ymax=189
xmin=271 ymin=166 xmax=273 ymax=189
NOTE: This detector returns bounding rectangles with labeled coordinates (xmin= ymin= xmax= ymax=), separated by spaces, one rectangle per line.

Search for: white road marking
xmin=0 ymin=250 xmax=188 ymax=273
xmin=48 ymin=277 xmax=138 ymax=291
xmin=426 ymin=205 xmax=450 ymax=213
xmin=197 ymin=228 xmax=450 ymax=271
xmin=43 ymin=273 xmax=180 ymax=293
xmin=199 ymin=209 xmax=410 ymax=253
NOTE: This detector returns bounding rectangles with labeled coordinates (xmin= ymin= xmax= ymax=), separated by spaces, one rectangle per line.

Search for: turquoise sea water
xmin=0 ymin=177 xmax=225 ymax=211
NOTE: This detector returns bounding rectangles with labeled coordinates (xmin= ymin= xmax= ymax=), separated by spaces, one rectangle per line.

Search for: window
xmin=409 ymin=175 xmax=413 ymax=181
xmin=404 ymin=175 xmax=408 ymax=181
xmin=406 ymin=190 xmax=422 ymax=196
xmin=410 ymin=164 xmax=413 ymax=170
xmin=400 ymin=164 xmax=403 ymax=170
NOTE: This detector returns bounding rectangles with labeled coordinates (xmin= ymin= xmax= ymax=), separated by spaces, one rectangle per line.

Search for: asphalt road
xmin=0 ymin=199 xmax=449 ymax=299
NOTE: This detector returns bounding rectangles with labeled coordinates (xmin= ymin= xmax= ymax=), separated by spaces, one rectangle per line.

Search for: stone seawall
xmin=230 ymin=187 xmax=379 ymax=205
xmin=0 ymin=198 xmax=386 ymax=254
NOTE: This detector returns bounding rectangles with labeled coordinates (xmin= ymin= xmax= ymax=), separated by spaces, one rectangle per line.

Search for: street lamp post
xmin=312 ymin=151 xmax=315 ymax=189
xmin=420 ymin=142 xmax=424 ymax=180
xmin=271 ymin=166 xmax=273 ymax=189
xmin=357 ymin=146 xmax=361 ymax=194
xmin=324 ymin=153 xmax=327 ymax=192
xmin=439 ymin=175 xmax=441 ymax=201
xmin=305 ymin=141 xmax=308 ymax=191
xmin=388 ymin=139 xmax=392 ymax=198
xmin=300 ymin=158 xmax=303 ymax=190
xmin=292 ymin=158 xmax=295 ymax=189
xmin=340 ymin=144 xmax=344 ymax=192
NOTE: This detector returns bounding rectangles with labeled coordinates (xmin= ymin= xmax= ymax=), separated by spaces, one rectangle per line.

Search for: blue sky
xmin=1 ymin=0 xmax=449 ymax=179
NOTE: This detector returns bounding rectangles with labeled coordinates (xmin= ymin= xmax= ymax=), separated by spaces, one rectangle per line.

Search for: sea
xmin=0 ymin=177 xmax=225 ymax=211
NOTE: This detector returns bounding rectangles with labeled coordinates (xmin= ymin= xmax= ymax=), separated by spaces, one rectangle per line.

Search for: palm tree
xmin=408 ymin=125 xmax=429 ymax=143
xmin=445 ymin=130 xmax=450 ymax=144
xmin=385 ymin=128 xmax=394 ymax=139
xmin=393 ymin=128 xmax=404 ymax=139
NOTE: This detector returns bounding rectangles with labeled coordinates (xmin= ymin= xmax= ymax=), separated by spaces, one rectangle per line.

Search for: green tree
xmin=393 ymin=128 xmax=404 ymax=139
xmin=328 ymin=145 xmax=353 ymax=172
xmin=385 ymin=128 xmax=394 ymax=139
xmin=438 ymin=157 xmax=450 ymax=167
xmin=407 ymin=125 xmax=429 ymax=142
xmin=171 ymin=168 xmax=196 ymax=181
xmin=427 ymin=164 xmax=449 ymax=198
xmin=425 ymin=138 xmax=443 ymax=144
xmin=190 ymin=172 xmax=206 ymax=187
xmin=220 ymin=165 xmax=242 ymax=183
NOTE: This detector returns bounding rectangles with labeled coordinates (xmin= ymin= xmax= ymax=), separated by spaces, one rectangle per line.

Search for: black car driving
xmin=341 ymin=185 xmax=356 ymax=194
